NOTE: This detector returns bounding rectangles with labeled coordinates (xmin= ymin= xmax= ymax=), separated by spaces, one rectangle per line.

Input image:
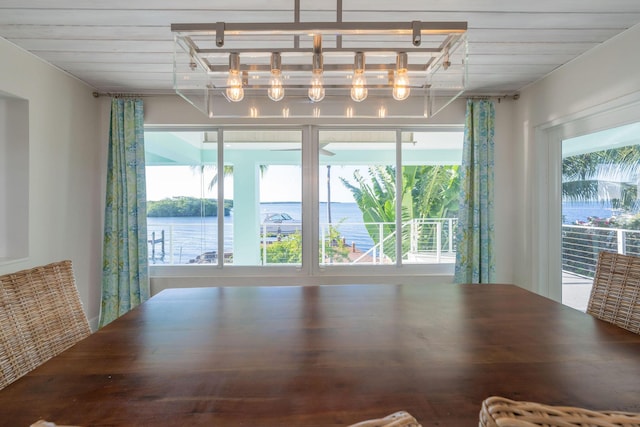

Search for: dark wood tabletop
xmin=1 ymin=284 xmax=639 ymax=427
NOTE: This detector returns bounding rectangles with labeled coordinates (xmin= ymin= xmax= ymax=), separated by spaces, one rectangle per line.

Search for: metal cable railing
xmin=562 ymin=224 xmax=640 ymax=278
xmin=149 ymin=217 xmax=458 ymax=265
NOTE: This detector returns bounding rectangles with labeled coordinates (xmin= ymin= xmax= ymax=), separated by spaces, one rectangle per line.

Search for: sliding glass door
xmin=317 ymin=130 xmax=396 ymax=265
xmin=144 ymin=126 xmax=463 ymax=274
xmin=561 ymin=121 xmax=640 ymax=311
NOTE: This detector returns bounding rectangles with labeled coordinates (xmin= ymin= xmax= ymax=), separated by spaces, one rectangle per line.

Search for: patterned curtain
xmin=100 ymin=98 xmax=149 ymax=327
xmin=454 ymin=99 xmax=496 ymax=283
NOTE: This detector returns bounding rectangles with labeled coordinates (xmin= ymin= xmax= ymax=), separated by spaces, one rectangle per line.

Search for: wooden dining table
xmin=1 ymin=283 xmax=639 ymax=426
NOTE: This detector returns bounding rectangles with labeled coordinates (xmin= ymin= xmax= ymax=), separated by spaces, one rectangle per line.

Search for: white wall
xmin=0 ymin=95 xmax=29 ymax=262
xmin=513 ymin=23 xmax=640 ymax=297
xmin=0 ymin=37 xmax=105 ymax=329
xmin=492 ymin=98 xmax=517 ymax=283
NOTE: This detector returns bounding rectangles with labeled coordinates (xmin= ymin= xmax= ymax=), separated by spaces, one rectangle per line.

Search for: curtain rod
xmin=92 ymin=92 xmax=148 ymax=98
xmin=92 ymin=91 xmax=521 ymax=101
xmin=466 ymin=94 xmax=520 ymax=102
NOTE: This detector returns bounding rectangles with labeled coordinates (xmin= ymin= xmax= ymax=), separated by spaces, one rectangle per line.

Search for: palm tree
xmin=412 ymin=165 xmax=460 ymax=219
xmin=340 ymin=164 xmax=460 ymax=261
xmin=563 ymin=146 xmax=640 ymax=212
xmin=562 ymin=146 xmax=640 ymax=276
xmin=340 ymin=166 xmax=398 ymax=259
xmin=190 ymin=164 xmax=269 ymax=191
xmin=206 ymin=165 xmax=234 ymax=191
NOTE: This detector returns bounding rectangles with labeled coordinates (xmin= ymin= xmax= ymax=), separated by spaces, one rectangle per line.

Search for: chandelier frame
xmin=171 ymin=4 xmax=468 ymax=119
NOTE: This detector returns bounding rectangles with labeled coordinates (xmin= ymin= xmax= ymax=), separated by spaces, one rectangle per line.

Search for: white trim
xmin=304 ymin=125 xmax=316 ymax=276
xmin=539 ymin=91 xmax=640 ymax=131
xmin=217 ymin=128 xmax=224 ymax=269
xmin=395 ymin=129 xmax=403 ymax=266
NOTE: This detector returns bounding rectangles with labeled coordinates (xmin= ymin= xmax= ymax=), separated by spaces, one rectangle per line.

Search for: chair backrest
xmin=479 ymin=396 xmax=640 ymax=427
xmin=587 ymin=251 xmax=640 ymax=334
xmin=347 ymin=411 xmax=421 ymax=427
xmin=0 ymin=260 xmax=91 ymax=390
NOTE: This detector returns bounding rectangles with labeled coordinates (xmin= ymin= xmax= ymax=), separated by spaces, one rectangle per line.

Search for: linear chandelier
xmin=171 ymin=2 xmax=467 ymax=119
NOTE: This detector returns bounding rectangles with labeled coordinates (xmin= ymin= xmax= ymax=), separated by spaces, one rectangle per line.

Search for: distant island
xmin=147 ymin=196 xmax=233 ymax=217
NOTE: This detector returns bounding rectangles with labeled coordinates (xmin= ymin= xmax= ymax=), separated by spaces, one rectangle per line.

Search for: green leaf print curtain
xmin=100 ymin=98 xmax=149 ymax=327
xmin=454 ymin=99 xmax=496 ymax=283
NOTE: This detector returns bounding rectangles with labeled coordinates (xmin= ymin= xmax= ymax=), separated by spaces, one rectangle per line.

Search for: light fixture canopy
xmin=172 ymin=2 xmax=467 ymax=119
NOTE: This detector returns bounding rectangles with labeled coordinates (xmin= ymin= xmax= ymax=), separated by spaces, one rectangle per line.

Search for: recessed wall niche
xmin=0 ymin=92 xmax=29 ymax=263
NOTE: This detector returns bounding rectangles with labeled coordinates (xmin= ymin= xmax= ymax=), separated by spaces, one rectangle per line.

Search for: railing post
xmin=168 ymin=225 xmax=173 ymax=264
xmin=262 ymin=223 xmax=267 ymax=265
xmin=448 ymin=218 xmax=454 ymax=253
xmin=436 ymin=222 xmax=441 ymax=263
xmin=617 ymin=229 xmax=626 ymax=254
xmin=161 ymin=230 xmax=165 ymax=261
xmin=410 ymin=220 xmax=417 ymax=254
xmin=321 ymin=224 xmax=326 ymax=264
xmin=151 ymin=231 xmax=156 ymax=263
xmin=379 ymin=223 xmax=384 ymax=262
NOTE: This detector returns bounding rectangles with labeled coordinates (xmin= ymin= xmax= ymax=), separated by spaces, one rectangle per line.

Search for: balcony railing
xmin=148 ymin=218 xmax=458 ymax=265
xmin=562 ymin=224 xmax=640 ymax=278
xmin=328 ymin=218 xmax=457 ymax=265
xmin=149 ymin=220 xmax=640 ymax=271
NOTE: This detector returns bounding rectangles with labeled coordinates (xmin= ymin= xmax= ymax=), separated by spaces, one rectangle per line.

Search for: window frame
xmin=146 ymin=124 xmax=463 ymax=280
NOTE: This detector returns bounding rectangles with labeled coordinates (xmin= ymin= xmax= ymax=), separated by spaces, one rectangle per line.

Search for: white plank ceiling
xmin=1 ymin=0 xmax=639 ymax=95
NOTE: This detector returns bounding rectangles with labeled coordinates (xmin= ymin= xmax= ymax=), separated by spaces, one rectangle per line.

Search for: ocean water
xmin=147 ymin=201 xmax=619 ymax=263
xmin=561 ymin=201 xmax=616 ymax=224
xmin=147 ymin=202 xmax=374 ymax=264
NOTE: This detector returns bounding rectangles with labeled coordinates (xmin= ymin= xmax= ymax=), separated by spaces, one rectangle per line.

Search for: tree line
xmin=147 ymin=197 xmax=233 ymax=217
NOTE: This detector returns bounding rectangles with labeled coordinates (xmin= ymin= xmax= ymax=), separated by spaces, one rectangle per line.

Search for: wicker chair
xmin=347 ymin=411 xmax=421 ymax=427
xmin=479 ymin=396 xmax=640 ymax=427
xmin=587 ymin=251 xmax=640 ymax=334
xmin=0 ymin=260 xmax=91 ymax=390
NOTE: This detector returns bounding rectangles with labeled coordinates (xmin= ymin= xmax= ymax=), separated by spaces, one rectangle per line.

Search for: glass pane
xmin=318 ymin=130 xmax=396 ymax=265
xmin=561 ymin=121 xmax=640 ymax=311
xmin=224 ymin=130 xmax=302 ymax=266
xmin=401 ymin=131 xmax=463 ymax=264
xmin=144 ymin=131 xmax=221 ymax=265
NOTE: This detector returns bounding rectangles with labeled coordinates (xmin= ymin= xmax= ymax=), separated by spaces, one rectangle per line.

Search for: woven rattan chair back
xmin=587 ymin=251 xmax=640 ymax=334
xmin=0 ymin=260 xmax=91 ymax=390
xmin=347 ymin=411 xmax=421 ymax=427
xmin=479 ymin=396 xmax=640 ymax=427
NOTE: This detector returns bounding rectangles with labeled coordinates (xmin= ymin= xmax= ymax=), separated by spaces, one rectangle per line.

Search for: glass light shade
xmin=268 ymin=71 xmax=285 ymax=102
xmin=308 ymin=70 xmax=325 ymax=103
xmin=226 ymin=71 xmax=244 ymax=102
xmin=393 ymin=69 xmax=410 ymax=101
xmin=350 ymin=70 xmax=368 ymax=102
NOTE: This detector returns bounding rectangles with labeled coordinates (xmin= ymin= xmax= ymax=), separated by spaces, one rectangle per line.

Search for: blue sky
xmin=146 ymin=165 xmax=359 ymax=203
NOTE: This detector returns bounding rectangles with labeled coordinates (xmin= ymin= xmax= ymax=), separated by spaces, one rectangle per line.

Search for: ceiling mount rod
xmin=171 ymin=21 xmax=468 ymax=36
xmin=336 ymin=0 xmax=342 ymax=49
xmin=197 ymin=47 xmax=442 ymax=55
xmin=206 ymin=63 xmax=431 ymax=73
xmin=294 ymin=0 xmax=299 ymax=49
